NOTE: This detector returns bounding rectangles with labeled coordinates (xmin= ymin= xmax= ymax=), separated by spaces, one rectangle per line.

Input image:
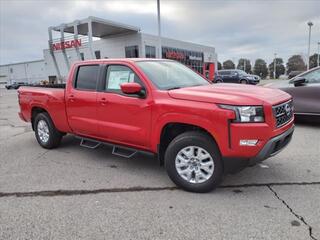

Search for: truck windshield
xmin=136 ymin=61 xmax=210 ymax=90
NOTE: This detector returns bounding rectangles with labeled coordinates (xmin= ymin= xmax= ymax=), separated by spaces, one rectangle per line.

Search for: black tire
xmin=240 ymin=79 xmax=247 ymax=84
xmin=216 ymin=79 xmax=223 ymax=83
xmin=164 ymin=131 xmax=223 ymax=193
xmin=34 ymin=112 xmax=62 ymax=149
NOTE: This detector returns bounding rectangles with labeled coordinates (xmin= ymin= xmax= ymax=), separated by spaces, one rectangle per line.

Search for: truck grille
xmin=273 ymin=100 xmax=293 ymax=128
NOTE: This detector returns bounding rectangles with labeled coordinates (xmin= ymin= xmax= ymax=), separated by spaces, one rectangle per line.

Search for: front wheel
xmin=240 ymin=79 xmax=247 ymax=84
xmin=34 ymin=112 xmax=63 ymax=149
xmin=164 ymin=131 xmax=223 ymax=193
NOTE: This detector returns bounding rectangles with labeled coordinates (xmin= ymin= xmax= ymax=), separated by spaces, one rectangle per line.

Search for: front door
xmin=96 ymin=64 xmax=152 ymax=149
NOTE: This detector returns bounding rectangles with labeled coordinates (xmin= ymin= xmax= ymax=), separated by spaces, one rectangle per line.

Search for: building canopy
xmin=52 ymin=16 xmax=140 ymax=37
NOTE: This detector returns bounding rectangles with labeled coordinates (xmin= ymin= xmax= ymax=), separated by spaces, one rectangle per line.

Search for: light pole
xmin=307 ymin=21 xmax=313 ymax=70
xmin=318 ymin=42 xmax=320 ymax=67
xmin=274 ymin=53 xmax=277 ymax=79
xmin=157 ymin=0 xmax=162 ymax=59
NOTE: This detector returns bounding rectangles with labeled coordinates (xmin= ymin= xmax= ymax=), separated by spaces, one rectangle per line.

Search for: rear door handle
xmin=100 ymin=97 xmax=108 ymax=105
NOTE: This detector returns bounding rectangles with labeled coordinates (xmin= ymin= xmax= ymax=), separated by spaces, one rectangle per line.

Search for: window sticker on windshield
xmin=129 ymin=73 xmax=135 ymax=82
xmin=108 ymin=70 xmax=130 ymax=89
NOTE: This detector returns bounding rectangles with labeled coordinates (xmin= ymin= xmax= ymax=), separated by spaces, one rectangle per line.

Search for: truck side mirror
xmin=291 ymin=77 xmax=307 ymax=87
xmin=120 ymin=82 xmax=145 ymax=97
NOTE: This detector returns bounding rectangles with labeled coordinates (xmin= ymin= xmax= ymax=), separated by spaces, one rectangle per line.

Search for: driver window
xmin=105 ymin=65 xmax=142 ymax=92
xmin=303 ymin=69 xmax=320 ymax=84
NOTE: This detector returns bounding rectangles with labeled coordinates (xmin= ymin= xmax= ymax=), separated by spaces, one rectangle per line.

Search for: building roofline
xmin=0 ymin=59 xmax=45 ymax=67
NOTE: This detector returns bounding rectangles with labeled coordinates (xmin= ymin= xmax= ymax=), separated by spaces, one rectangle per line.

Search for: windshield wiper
xmin=167 ymin=87 xmax=181 ymax=90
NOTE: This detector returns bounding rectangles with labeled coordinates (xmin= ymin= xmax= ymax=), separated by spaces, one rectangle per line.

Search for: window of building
xmin=75 ymin=65 xmax=99 ymax=90
xmin=106 ymin=65 xmax=142 ymax=93
xmin=145 ymin=45 xmax=156 ymax=58
xmin=10 ymin=68 xmax=13 ymax=73
xmin=125 ymin=46 xmax=139 ymax=58
xmin=94 ymin=50 xmax=101 ymax=59
xmin=80 ymin=53 xmax=84 ymax=61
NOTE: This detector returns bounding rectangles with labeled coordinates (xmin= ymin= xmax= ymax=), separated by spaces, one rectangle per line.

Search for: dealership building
xmin=0 ymin=16 xmax=217 ymax=85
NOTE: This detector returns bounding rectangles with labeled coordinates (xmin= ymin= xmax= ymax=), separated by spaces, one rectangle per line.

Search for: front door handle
xmin=68 ymin=95 xmax=75 ymax=102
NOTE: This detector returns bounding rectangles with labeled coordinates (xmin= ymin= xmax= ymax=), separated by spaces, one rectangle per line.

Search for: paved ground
xmin=0 ymin=88 xmax=319 ymax=240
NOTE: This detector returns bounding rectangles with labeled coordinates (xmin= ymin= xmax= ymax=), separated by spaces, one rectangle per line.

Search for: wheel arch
xmin=31 ymin=106 xmax=49 ymax=131
xmin=156 ymin=120 xmax=219 ymax=166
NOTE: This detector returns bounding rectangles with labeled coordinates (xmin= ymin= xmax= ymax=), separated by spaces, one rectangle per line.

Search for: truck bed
xmin=18 ymin=86 xmax=71 ymax=133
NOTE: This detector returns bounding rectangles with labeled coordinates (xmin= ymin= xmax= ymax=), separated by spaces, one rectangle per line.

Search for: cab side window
xmin=105 ymin=65 xmax=143 ymax=92
xmin=75 ymin=65 xmax=99 ymax=90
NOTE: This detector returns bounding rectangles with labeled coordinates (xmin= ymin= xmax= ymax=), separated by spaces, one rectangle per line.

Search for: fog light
xmin=240 ymin=139 xmax=258 ymax=146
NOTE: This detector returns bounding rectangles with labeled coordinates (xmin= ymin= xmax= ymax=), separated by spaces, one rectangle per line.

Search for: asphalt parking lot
xmin=0 ymin=88 xmax=319 ymax=240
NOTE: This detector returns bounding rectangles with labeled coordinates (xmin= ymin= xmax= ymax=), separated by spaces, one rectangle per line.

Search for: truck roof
xmin=74 ymin=58 xmax=174 ymax=65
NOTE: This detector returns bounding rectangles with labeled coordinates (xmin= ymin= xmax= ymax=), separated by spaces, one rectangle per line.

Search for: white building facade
xmin=1 ymin=16 xmax=217 ymax=85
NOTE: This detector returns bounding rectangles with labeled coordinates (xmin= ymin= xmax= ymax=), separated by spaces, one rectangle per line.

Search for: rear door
xmin=66 ymin=64 xmax=100 ymax=137
xmin=96 ymin=63 xmax=152 ymax=148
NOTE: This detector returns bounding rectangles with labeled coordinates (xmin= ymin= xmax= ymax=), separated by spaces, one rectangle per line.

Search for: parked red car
xmin=18 ymin=59 xmax=294 ymax=192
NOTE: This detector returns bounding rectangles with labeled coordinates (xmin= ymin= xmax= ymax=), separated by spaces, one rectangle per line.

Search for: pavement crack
xmin=0 ymin=181 xmax=319 ymax=199
xmin=0 ymin=186 xmax=178 ymax=198
xmin=267 ymin=185 xmax=317 ymax=240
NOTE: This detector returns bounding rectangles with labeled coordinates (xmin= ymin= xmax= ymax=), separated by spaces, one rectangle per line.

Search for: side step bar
xmin=80 ymin=138 xmax=101 ymax=149
xmin=112 ymin=146 xmax=137 ymax=158
xmin=77 ymin=136 xmax=142 ymax=159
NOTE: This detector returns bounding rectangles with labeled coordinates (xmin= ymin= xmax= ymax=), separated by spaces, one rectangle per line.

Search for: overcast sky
xmin=0 ymin=0 xmax=319 ymax=65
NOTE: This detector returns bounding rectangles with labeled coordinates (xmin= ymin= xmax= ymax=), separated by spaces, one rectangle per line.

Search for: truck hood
xmin=168 ymin=83 xmax=291 ymax=105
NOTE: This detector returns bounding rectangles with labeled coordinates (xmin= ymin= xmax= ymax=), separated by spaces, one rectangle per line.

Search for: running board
xmin=77 ymin=136 xmax=139 ymax=159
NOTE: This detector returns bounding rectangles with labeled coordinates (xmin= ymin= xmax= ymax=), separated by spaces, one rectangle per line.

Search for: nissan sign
xmin=52 ymin=39 xmax=82 ymax=51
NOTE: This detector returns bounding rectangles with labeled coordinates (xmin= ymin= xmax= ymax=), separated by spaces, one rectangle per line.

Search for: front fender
xmin=150 ymin=112 xmax=221 ymax=153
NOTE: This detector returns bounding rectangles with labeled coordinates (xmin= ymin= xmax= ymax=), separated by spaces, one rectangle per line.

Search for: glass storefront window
xmin=161 ymin=46 xmax=204 ymax=75
xmin=125 ymin=46 xmax=139 ymax=58
xmin=145 ymin=45 xmax=156 ymax=58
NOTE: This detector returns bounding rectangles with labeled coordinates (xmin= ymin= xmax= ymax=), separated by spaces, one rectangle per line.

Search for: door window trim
xmin=98 ymin=64 xmax=147 ymax=98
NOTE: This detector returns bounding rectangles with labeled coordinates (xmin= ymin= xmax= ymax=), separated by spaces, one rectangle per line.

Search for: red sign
xmin=165 ymin=51 xmax=185 ymax=60
xmin=52 ymin=39 xmax=82 ymax=51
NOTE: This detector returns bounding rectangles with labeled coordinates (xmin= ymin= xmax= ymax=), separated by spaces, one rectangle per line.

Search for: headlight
xmin=219 ymin=105 xmax=264 ymax=123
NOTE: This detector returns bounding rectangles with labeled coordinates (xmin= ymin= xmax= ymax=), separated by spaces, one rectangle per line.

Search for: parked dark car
xmin=218 ymin=69 xmax=260 ymax=85
xmin=213 ymin=72 xmax=223 ymax=83
xmin=5 ymin=82 xmax=28 ymax=90
xmin=266 ymin=67 xmax=320 ymax=121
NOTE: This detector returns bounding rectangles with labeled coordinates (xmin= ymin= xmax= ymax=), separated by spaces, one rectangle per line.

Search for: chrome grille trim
xmin=273 ymin=100 xmax=293 ymax=128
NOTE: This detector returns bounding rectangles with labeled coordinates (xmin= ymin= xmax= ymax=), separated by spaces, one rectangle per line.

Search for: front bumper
xmin=223 ymin=125 xmax=294 ymax=173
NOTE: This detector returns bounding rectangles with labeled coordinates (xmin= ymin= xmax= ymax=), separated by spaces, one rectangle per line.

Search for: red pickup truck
xmin=18 ymin=59 xmax=294 ymax=192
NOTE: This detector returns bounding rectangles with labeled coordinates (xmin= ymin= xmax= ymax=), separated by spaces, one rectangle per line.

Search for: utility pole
xmin=318 ymin=42 xmax=320 ymax=67
xmin=244 ymin=59 xmax=246 ymax=72
xmin=157 ymin=0 xmax=162 ymax=59
xmin=274 ymin=53 xmax=277 ymax=79
xmin=307 ymin=21 xmax=313 ymax=70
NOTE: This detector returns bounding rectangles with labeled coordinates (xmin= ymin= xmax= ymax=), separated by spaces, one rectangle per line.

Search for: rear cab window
xmin=75 ymin=65 xmax=99 ymax=90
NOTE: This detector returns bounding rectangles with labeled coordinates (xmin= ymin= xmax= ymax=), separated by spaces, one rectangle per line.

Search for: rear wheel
xmin=34 ymin=112 xmax=62 ymax=149
xmin=164 ymin=131 xmax=223 ymax=193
